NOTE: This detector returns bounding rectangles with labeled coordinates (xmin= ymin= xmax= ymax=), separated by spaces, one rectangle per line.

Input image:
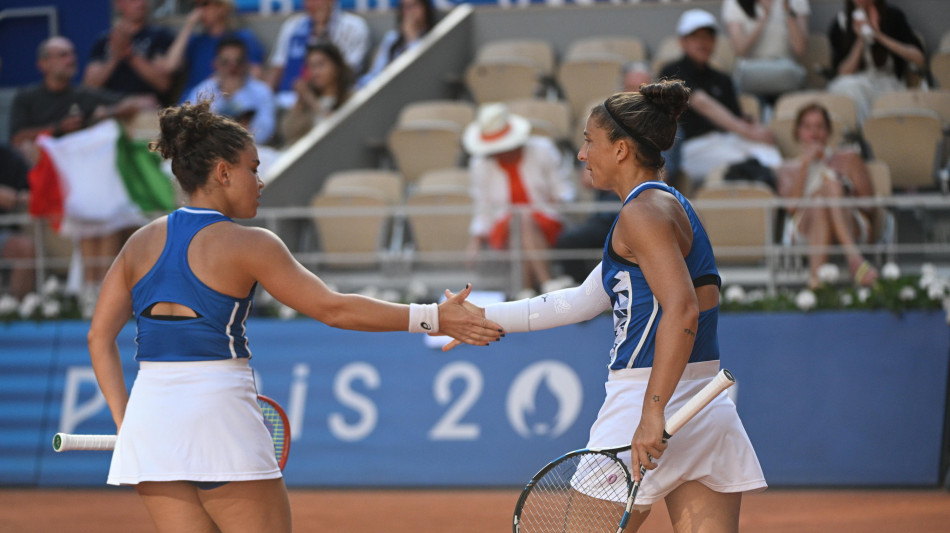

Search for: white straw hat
xmin=462 ymin=103 xmax=532 ymax=157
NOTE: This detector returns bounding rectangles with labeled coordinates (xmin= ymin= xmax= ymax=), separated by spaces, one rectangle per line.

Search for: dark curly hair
xmin=149 ymin=99 xmax=253 ymax=194
xmin=590 ymin=79 xmax=691 ymax=169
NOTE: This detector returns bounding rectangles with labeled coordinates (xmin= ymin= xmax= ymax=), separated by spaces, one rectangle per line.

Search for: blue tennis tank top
xmin=132 ymin=207 xmax=256 ymax=362
xmin=601 ymin=181 xmax=721 ymax=370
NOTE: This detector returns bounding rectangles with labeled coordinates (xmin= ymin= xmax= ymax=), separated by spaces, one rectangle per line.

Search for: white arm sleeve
xmin=484 ymin=263 xmax=611 ymax=333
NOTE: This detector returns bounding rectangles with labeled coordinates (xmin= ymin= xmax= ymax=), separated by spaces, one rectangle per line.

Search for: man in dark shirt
xmin=659 ymin=9 xmax=780 ymax=189
xmin=0 ymin=145 xmax=34 ymax=301
xmin=83 ymin=0 xmax=175 ymax=105
xmin=9 ymin=36 xmax=155 ymax=165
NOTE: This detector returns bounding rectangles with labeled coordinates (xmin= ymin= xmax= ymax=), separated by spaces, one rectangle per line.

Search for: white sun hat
xmin=462 ymin=102 xmax=532 ymax=157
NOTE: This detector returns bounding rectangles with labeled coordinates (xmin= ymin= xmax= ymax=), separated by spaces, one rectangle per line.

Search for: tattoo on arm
xmin=652 ymin=395 xmax=660 ymax=403
xmin=684 ymin=328 xmax=696 ymax=337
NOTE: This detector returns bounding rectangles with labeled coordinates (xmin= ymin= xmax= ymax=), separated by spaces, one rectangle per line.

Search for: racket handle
xmin=664 ymin=369 xmax=736 ymax=438
xmin=52 ymin=433 xmax=117 ymax=452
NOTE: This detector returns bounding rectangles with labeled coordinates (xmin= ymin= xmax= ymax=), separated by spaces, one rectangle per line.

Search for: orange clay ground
xmin=1 ymin=487 xmax=949 ymax=532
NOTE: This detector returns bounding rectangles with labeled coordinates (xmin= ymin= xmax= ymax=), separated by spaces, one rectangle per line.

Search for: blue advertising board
xmin=1 ymin=311 xmax=947 ymax=488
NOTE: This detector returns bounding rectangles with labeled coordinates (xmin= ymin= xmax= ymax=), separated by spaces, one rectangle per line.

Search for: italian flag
xmin=28 ymin=119 xmax=176 ymax=236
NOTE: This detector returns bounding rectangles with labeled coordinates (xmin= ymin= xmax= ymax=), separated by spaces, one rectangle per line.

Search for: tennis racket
xmin=52 ymin=394 xmax=292 ymax=471
xmin=512 ymin=368 xmax=736 ymax=533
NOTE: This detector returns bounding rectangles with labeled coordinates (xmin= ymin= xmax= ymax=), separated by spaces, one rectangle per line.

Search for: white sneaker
xmin=541 ymin=275 xmax=575 ymax=294
xmin=514 ymin=288 xmax=538 ymax=300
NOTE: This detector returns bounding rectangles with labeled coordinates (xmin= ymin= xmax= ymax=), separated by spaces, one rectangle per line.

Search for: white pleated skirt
xmin=107 ymin=359 xmax=282 ymax=486
xmin=585 ymin=360 xmax=766 ymax=508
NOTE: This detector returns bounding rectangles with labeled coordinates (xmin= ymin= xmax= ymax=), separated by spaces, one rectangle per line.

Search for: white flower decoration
xmin=899 ymin=286 xmax=916 ymax=301
xmin=817 ymin=263 xmax=840 ymax=284
xmin=724 ymin=285 xmax=747 ymax=304
xmin=277 ymin=304 xmax=297 ymax=320
xmin=881 ymin=262 xmax=901 ymax=280
xmin=42 ymin=299 xmax=61 ymax=318
xmin=42 ymin=277 xmax=61 ymax=296
xmin=747 ymin=289 xmax=766 ymax=303
xmin=839 ymin=293 xmax=854 ymax=307
xmin=0 ymin=294 xmax=19 ymax=315
xmin=857 ymin=287 xmax=871 ymax=303
xmin=18 ymin=293 xmax=41 ymax=318
xmin=795 ymin=289 xmax=817 ymax=311
xmin=927 ymin=279 xmax=949 ymax=301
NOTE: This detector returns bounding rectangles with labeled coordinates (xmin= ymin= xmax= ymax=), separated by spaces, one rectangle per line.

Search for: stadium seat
xmin=862 ymin=109 xmax=943 ymax=191
xmin=464 ymin=60 xmax=541 ymax=104
xmin=565 ymin=36 xmax=646 ymax=64
xmin=396 ymin=100 xmax=475 ymax=130
xmin=693 ymin=181 xmax=778 ymax=265
xmin=506 ymin=98 xmax=573 ymax=145
xmin=311 ymin=170 xmax=404 ymax=265
xmin=557 ymin=58 xmax=623 ymax=122
xmin=774 ymin=90 xmax=859 ymax=135
xmin=406 ymin=184 xmax=473 ymax=255
xmin=387 ymin=120 xmax=463 ymax=184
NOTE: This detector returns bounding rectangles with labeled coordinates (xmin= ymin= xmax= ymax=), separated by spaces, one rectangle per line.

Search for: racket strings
xmin=259 ymin=402 xmax=286 ymax=462
xmin=519 ymin=452 xmax=630 ymax=532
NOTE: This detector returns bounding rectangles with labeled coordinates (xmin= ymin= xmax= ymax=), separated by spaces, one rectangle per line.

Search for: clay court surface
xmin=2 ymin=487 xmax=949 ymax=532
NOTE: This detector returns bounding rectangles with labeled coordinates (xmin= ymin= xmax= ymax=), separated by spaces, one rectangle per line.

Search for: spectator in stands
xmin=279 ymin=43 xmax=353 ymax=147
xmin=10 ymin=36 xmax=155 ymax=166
xmin=659 ymin=9 xmax=781 ymax=190
xmin=463 ymin=103 xmax=575 ymax=298
xmin=159 ymin=0 xmax=265 ymax=99
xmin=357 ymin=0 xmax=437 ymax=89
xmin=722 ymin=0 xmax=809 ymax=100
xmin=622 ymin=61 xmax=653 ymax=92
xmin=0 ymin=145 xmax=34 ymax=301
xmin=265 ymin=0 xmax=370 ymax=107
xmin=83 ymin=0 xmax=176 ymax=105
xmin=827 ymin=0 xmax=925 ymax=123
xmin=184 ymin=37 xmax=275 ymax=145
xmin=776 ymin=103 xmax=879 ymax=288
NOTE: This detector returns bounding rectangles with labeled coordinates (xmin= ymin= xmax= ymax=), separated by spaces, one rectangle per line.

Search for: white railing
xmin=2 ymin=192 xmax=949 ymax=298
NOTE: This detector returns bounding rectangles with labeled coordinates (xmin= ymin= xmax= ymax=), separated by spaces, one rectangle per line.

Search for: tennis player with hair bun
xmin=87 ymin=99 xmax=503 ymax=532
xmin=447 ymin=80 xmax=765 ymax=532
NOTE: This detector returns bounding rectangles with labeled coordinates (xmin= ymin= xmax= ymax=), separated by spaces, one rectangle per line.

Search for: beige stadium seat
xmin=565 ymin=36 xmax=646 ymax=63
xmin=321 ymin=169 xmax=404 ymax=203
xmin=738 ymin=93 xmax=762 ymax=123
xmin=872 ymin=89 xmax=950 ymax=125
xmin=768 ymin=115 xmax=846 ymax=159
xmin=387 ymin=120 xmax=463 ymax=184
xmin=864 ymin=160 xmax=895 ymax=246
xmin=464 ymin=61 xmax=541 ymax=104
xmin=475 ymin=39 xmax=556 ymax=78
xmin=557 ymin=58 xmax=623 ymax=121
xmin=693 ymin=181 xmax=777 ymax=264
xmin=651 ymin=34 xmax=736 ymax=77
xmin=396 ymin=100 xmax=475 ymax=130
xmin=406 ymin=185 xmax=473 ymax=255
xmin=416 ymin=167 xmax=469 ymax=190
xmin=932 ymin=53 xmax=950 ymax=90
xmin=774 ymin=90 xmax=859 ymax=135
xmin=799 ymin=34 xmax=832 ymax=89
xmin=311 ymin=171 xmax=404 ymax=263
xmin=862 ymin=109 xmax=943 ymax=191
xmin=506 ymin=98 xmax=573 ymax=144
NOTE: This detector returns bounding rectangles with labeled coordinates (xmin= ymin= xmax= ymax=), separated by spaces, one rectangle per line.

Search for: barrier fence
xmin=2 ymin=192 xmax=949 ymax=298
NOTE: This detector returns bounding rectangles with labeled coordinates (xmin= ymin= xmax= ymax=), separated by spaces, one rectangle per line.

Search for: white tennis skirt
xmin=585 ymin=360 xmax=766 ymax=508
xmin=107 ymin=358 xmax=282 ymax=486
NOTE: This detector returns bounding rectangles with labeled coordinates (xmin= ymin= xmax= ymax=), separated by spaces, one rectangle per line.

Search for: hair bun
xmin=639 ymin=79 xmax=691 ymax=123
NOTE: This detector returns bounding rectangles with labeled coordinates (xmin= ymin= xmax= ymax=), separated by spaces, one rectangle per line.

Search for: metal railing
xmin=2 ymin=192 xmax=949 ymax=298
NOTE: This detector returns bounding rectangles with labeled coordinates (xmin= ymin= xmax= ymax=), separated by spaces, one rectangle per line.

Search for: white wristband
xmin=409 ymin=303 xmax=439 ymax=333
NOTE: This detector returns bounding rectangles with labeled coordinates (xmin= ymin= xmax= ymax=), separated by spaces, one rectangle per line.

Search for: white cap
xmin=677 ymin=9 xmax=719 ymax=37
